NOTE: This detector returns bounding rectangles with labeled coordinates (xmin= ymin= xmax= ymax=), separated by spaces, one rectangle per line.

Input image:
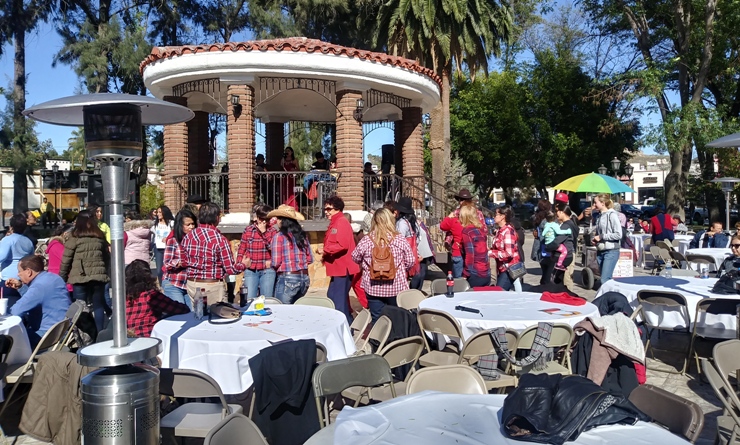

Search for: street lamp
xmin=597 ymin=164 xmax=607 ymax=175
xmin=712 ymin=177 xmax=740 ymax=230
xmin=41 ymin=163 xmax=69 ymax=223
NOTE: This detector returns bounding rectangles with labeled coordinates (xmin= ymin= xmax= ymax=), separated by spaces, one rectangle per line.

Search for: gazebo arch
xmin=140 ymin=37 xmax=441 ymax=214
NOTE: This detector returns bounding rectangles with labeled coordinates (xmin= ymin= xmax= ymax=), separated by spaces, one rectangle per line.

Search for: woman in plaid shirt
xmin=352 ymin=208 xmax=415 ymax=322
xmin=236 ymin=204 xmax=277 ymax=302
xmin=126 ymin=259 xmax=189 ymax=337
xmin=489 ymin=205 xmax=522 ymax=291
xmin=269 ymin=205 xmax=313 ymax=304
xmin=161 ymin=208 xmax=197 ymax=309
xmin=459 ymin=205 xmax=491 ymax=287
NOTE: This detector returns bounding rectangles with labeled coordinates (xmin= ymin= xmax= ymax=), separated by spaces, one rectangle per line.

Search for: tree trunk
xmin=12 ymin=15 xmax=28 ymax=214
xmin=664 ymin=142 xmax=691 ymax=219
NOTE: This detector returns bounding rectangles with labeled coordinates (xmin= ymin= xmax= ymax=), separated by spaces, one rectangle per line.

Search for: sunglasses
xmin=732 ymin=244 xmax=740 ymax=249
xmin=324 ymin=207 xmax=334 ymax=211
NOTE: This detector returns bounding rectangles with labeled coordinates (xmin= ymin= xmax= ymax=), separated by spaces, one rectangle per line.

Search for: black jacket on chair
xmin=502 ymin=373 xmax=649 ymax=445
xmin=248 ymin=339 xmax=320 ymax=445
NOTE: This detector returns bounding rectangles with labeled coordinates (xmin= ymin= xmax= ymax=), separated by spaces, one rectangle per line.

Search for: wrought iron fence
xmin=254 ymin=171 xmax=339 ymax=219
xmin=173 ymin=172 xmax=229 ymax=211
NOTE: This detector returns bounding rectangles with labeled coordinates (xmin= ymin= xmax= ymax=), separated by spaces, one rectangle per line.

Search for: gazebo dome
xmin=140 ymin=37 xmax=441 ymax=122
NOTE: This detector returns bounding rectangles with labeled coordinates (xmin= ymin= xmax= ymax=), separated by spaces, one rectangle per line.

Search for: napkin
xmin=540 ymin=292 xmax=587 ymax=306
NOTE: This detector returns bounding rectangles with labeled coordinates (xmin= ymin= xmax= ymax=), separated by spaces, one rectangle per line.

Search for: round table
xmin=151 ymin=305 xmax=356 ymax=394
xmin=304 ymin=392 xmax=690 ymax=445
xmin=685 ymin=247 xmax=731 ymax=271
xmin=628 ymin=234 xmax=651 ymax=267
xmin=417 ymin=292 xmax=599 ymax=339
xmin=596 ymin=276 xmax=736 ymax=330
xmin=0 ymin=315 xmax=33 ymax=402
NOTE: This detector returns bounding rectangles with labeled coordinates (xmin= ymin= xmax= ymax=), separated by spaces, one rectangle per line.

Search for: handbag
xmin=208 ymin=302 xmax=242 ymax=324
xmin=507 ymin=261 xmax=527 ymax=281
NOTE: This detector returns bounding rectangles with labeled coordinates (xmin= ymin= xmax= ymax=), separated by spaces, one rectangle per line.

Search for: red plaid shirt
xmin=462 ymin=226 xmax=491 ymax=278
xmin=489 ymin=224 xmax=521 ymax=272
xmin=270 ymin=232 xmax=314 ymax=272
xmin=181 ymin=224 xmax=245 ymax=280
xmin=162 ymin=234 xmax=187 ymax=289
xmin=236 ymin=225 xmax=276 ymax=270
xmin=352 ymin=234 xmax=414 ymax=297
xmin=126 ymin=289 xmax=189 ymax=337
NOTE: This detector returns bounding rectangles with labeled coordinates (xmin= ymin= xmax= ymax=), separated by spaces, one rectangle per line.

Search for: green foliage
xmin=286 ymin=122 xmax=333 ymax=169
xmin=140 ymin=183 xmax=165 ymax=217
xmin=0 ymin=88 xmax=50 ymax=170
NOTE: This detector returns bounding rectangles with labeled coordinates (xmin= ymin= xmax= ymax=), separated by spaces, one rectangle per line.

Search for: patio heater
xmin=24 ymin=94 xmax=193 ymax=445
xmin=712 ymin=177 xmax=740 ymax=231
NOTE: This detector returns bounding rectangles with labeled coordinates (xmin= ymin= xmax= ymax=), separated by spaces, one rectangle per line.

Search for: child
xmin=542 ymin=212 xmax=572 ymax=270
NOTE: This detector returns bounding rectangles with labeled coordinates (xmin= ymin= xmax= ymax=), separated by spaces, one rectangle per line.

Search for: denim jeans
xmin=367 ymin=295 xmax=397 ymax=323
xmin=496 ymin=271 xmax=520 ymax=291
xmin=275 ymin=273 xmax=310 ymax=304
xmin=243 ymin=268 xmax=277 ymax=300
xmin=451 ymin=256 xmax=464 ymax=278
xmin=597 ymin=248 xmax=620 ymax=284
xmin=409 ymin=259 xmax=429 ymax=291
xmin=467 ymin=273 xmax=491 ymax=288
xmin=162 ymin=278 xmax=192 ymax=310
xmin=72 ymin=281 xmax=108 ymax=332
xmin=154 ymin=248 xmax=165 ymax=282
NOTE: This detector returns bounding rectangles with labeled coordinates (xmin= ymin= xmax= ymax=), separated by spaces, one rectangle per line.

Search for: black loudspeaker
xmin=381 ymin=144 xmax=395 ymax=174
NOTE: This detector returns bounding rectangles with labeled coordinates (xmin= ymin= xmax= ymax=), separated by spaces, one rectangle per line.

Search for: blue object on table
xmin=243 ymin=308 xmax=273 ymax=316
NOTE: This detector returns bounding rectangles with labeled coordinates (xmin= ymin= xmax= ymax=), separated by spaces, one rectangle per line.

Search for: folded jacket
xmin=540 ymin=291 xmax=586 ymax=306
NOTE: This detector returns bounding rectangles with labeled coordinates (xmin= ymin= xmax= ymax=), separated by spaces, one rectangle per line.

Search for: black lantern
xmin=353 ymin=98 xmax=365 ymax=121
xmin=597 ymin=164 xmax=607 ymax=175
xmin=610 ymin=157 xmax=621 ymax=173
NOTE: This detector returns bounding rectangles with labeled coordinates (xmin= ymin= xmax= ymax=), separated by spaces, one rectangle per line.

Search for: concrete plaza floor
xmin=0 ymin=236 xmax=729 ymax=444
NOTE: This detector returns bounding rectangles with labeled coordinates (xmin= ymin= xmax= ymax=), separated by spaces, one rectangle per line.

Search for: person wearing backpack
xmin=352 ymin=208 xmax=415 ymax=322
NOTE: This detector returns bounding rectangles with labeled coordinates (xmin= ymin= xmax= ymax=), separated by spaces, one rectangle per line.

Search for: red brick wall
xmin=265 ymin=122 xmax=285 ymax=170
xmin=163 ymin=96 xmax=189 ymax=208
xmin=188 ymin=111 xmax=210 ymax=174
xmin=226 ymin=84 xmax=256 ymax=212
xmin=398 ymin=107 xmax=424 ymax=204
xmin=335 ymin=90 xmax=364 ymax=210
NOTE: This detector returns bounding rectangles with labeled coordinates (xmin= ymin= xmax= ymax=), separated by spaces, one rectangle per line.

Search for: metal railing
xmin=173 ymin=172 xmax=229 ymax=211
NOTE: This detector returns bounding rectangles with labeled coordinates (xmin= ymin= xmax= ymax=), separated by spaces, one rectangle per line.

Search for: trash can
xmin=81 ymin=363 xmax=160 ymax=445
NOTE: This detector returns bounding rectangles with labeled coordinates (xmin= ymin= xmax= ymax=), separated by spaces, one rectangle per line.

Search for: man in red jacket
xmin=321 ymin=195 xmax=360 ymax=322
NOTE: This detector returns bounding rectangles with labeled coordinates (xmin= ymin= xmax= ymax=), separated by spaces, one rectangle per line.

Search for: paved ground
xmin=0 ymin=236 xmax=727 ymax=444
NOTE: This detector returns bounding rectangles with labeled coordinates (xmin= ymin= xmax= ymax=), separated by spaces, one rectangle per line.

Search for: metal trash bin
xmin=81 ymin=363 xmax=160 ymax=445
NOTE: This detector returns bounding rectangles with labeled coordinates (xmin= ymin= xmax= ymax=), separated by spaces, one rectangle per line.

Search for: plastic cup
xmin=0 ymin=299 xmax=7 ymax=316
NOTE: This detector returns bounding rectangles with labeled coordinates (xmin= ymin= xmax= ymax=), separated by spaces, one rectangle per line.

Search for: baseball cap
xmin=555 ymin=192 xmax=569 ymax=203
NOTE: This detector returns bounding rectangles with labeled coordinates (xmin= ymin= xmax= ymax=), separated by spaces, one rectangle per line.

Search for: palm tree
xmin=374 ymin=0 xmax=512 ymax=206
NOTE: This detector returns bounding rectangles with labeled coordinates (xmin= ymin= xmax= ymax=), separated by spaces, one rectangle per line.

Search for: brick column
xmin=163 ymin=96 xmax=188 ymax=208
xmin=188 ymin=111 xmax=210 ymax=175
xmin=226 ymin=84 xmax=256 ymax=212
xmin=264 ymin=122 xmax=285 ymax=169
xmin=335 ymin=90 xmax=364 ymax=210
xmin=397 ymin=107 xmax=424 ymax=206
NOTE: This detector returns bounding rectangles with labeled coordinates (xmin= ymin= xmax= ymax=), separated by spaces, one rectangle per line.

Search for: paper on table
xmin=540 ymin=308 xmax=581 ymax=317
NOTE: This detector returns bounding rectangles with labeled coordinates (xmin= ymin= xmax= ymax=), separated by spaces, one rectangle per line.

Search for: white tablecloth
xmin=0 ymin=315 xmax=33 ymax=402
xmin=151 ymin=306 xmax=356 ymax=394
xmin=417 ymin=292 xmax=599 ymax=339
xmin=685 ymin=247 xmax=731 ymax=271
xmin=304 ymin=392 xmax=690 ymax=445
xmin=596 ymin=276 xmax=738 ymax=330
xmin=629 ymin=234 xmax=651 ymax=267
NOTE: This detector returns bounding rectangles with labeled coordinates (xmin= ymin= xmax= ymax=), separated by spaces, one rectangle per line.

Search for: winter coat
xmin=59 ymin=235 xmax=110 ymax=284
xmin=124 ymin=219 xmax=153 ymax=265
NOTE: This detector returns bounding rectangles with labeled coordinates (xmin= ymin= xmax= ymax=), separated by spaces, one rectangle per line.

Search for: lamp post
xmin=624 ymin=163 xmax=634 ymax=203
xmin=24 ymin=94 xmax=193 ymax=445
xmin=712 ymin=177 xmax=740 ymax=230
xmin=41 ymin=163 xmax=69 ymax=223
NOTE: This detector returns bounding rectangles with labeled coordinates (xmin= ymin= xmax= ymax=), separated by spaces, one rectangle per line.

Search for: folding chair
xmin=669 ymin=250 xmax=690 ymax=270
xmin=713 ymin=340 xmax=740 ymax=394
xmin=686 ymin=253 xmax=717 ymax=273
xmin=656 ymin=239 xmax=675 ymax=251
xmin=0 ymin=336 xmax=11 ymax=445
xmin=635 ymin=290 xmax=691 ymax=374
xmin=342 ymin=336 xmax=424 ymax=405
xmin=701 ymin=358 xmax=740 ymax=445
xmin=316 ymin=342 xmax=327 ymax=364
xmin=406 ymin=364 xmax=487 ymax=395
xmin=430 ymin=278 xmax=470 ymax=295
xmin=0 ymin=318 xmax=69 ymax=417
xmin=159 ymin=368 xmax=243 ymax=443
xmin=514 ymin=324 xmax=574 ymax=375
xmin=263 ymin=297 xmax=283 ymax=305
xmin=459 ymin=329 xmax=519 ymax=393
xmin=312 ymin=354 xmax=396 ymax=427
xmin=204 ymin=413 xmax=268 ymax=445
xmin=294 ymin=296 xmax=335 ymax=309
xmin=355 ymin=315 xmax=392 ymax=353
xmin=417 ymin=308 xmax=465 ymax=367
xmin=55 ymin=300 xmax=86 ymax=351
xmin=649 ymin=246 xmax=666 ymax=275
xmin=397 ymin=289 xmax=426 ymax=310
xmin=349 ymin=309 xmax=370 ymax=343
xmin=628 ymin=384 xmax=704 ymax=443
xmin=689 ymin=299 xmax=740 ymax=374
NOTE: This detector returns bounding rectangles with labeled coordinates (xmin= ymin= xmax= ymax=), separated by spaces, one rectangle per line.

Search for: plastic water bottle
xmin=664 ymin=262 xmax=673 ymax=279
xmin=194 ymin=288 xmax=203 ymax=319
xmin=446 ymin=271 xmax=455 ymax=298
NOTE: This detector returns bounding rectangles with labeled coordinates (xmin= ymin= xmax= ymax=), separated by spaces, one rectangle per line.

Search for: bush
xmin=140 ymin=184 xmax=165 ymax=217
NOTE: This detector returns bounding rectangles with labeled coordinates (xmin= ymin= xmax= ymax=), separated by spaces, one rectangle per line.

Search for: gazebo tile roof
xmin=140 ymin=37 xmax=442 ymax=88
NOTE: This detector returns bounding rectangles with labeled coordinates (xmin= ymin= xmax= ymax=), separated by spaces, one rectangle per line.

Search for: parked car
xmin=618 ymin=204 xmax=643 ymax=220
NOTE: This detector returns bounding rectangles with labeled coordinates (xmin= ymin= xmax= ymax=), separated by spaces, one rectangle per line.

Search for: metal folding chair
xmin=635 ymin=290 xmax=691 ymax=374
xmin=629 ymin=384 xmax=704 ymax=442
xmin=203 ymin=413 xmax=268 ymax=445
xmin=430 ymin=278 xmax=470 ymax=295
xmin=406 ymin=364 xmax=487 ymax=395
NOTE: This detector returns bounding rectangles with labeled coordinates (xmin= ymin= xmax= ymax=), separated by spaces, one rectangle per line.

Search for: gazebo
xmin=140 ymin=37 xmax=441 ymax=215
